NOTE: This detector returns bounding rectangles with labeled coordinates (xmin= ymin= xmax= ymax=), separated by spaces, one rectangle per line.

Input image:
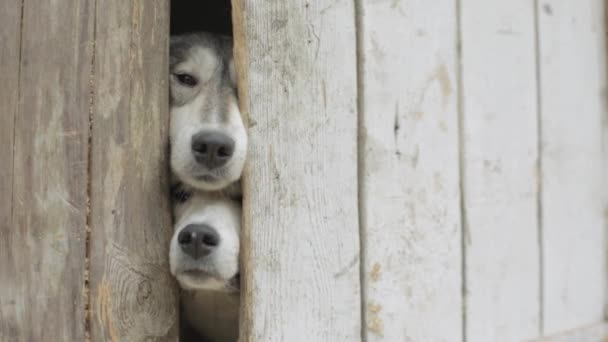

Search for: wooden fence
xmin=233 ymin=0 xmax=607 ymax=341
xmin=0 ymin=0 xmax=606 ymax=341
xmin=0 ymin=1 xmax=178 ymax=341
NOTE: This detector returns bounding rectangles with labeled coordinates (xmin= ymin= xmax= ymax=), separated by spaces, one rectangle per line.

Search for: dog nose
xmin=177 ymin=224 xmax=220 ymax=259
xmin=191 ymin=131 xmax=235 ymax=169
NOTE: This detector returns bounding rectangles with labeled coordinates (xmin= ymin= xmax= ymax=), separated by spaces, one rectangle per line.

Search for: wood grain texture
xmin=460 ymin=1 xmax=541 ymax=341
xmin=88 ymin=1 xmax=178 ymax=341
xmin=232 ymin=1 xmax=361 ymax=341
xmin=357 ymin=1 xmax=462 ymax=341
xmin=537 ymin=0 xmax=607 ymax=335
xmin=0 ymin=0 xmax=94 ymax=340
xmin=0 ymin=0 xmax=22 ymax=339
xmin=0 ymin=0 xmax=19 ymax=233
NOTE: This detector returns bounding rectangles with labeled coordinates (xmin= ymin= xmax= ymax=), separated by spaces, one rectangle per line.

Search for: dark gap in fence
xmin=455 ymin=0 xmax=469 ymax=341
xmin=171 ymin=1 xmax=232 ymax=36
xmin=354 ymin=0 xmax=368 ymax=341
xmin=603 ymin=0 xmax=608 ymax=323
xmin=83 ymin=0 xmax=99 ymax=340
xmin=532 ymin=0 xmax=545 ymax=335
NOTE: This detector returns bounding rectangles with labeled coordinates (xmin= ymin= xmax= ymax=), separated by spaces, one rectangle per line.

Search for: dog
xmin=170 ymin=188 xmax=241 ymax=341
xmin=169 ymin=32 xmax=246 ymax=193
xmin=169 ymin=188 xmax=240 ymax=292
xmin=169 ymin=31 xmax=245 ymax=342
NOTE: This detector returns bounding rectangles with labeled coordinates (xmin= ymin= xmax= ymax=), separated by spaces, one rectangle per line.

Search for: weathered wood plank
xmin=88 ymin=1 xmax=178 ymax=341
xmin=537 ymin=0 xmax=607 ymax=334
xmin=232 ymin=1 xmax=361 ymax=341
xmin=357 ymin=1 xmax=462 ymax=341
xmin=0 ymin=0 xmax=94 ymax=340
xmin=460 ymin=1 xmax=541 ymax=341
xmin=534 ymin=322 xmax=608 ymax=342
xmin=0 ymin=0 xmax=23 ymax=339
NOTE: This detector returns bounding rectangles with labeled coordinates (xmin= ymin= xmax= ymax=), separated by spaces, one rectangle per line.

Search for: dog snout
xmin=191 ymin=131 xmax=235 ymax=169
xmin=177 ymin=224 xmax=220 ymax=259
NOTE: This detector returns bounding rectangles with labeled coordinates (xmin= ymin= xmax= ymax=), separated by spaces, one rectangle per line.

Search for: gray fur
xmin=169 ymin=32 xmax=246 ymax=192
xmin=169 ymin=190 xmax=241 ymax=292
xmin=169 ymin=32 xmax=244 ymax=340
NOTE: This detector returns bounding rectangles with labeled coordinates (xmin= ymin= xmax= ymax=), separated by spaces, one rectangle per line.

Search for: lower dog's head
xmin=170 ymin=32 xmax=247 ymax=191
xmin=170 ymin=190 xmax=241 ymax=292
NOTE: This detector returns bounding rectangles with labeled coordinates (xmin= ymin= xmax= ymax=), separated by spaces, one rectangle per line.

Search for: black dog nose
xmin=191 ymin=131 xmax=235 ymax=169
xmin=177 ymin=224 xmax=220 ymax=259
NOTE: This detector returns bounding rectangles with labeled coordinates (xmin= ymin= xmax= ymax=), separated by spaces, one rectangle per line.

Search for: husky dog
xmin=170 ymin=32 xmax=247 ymax=192
xmin=169 ymin=32 xmax=244 ymax=342
xmin=170 ymin=188 xmax=241 ymax=341
xmin=169 ymin=189 xmax=240 ymax=291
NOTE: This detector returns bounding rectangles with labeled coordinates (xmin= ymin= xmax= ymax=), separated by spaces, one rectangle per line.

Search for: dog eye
xmin=176 ymin=73 xmax=198 ymax=87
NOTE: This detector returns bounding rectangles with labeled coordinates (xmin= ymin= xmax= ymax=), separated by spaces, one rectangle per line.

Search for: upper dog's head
xmin=170 ymin=32 xmax=247 ymax=191
xmin=170 ymin=188 xmax=241 ymax=292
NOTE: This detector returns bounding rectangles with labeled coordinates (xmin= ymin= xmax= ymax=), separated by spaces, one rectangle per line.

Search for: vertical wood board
xmin=232 ymin=1 xmax=361 ymax=341
xmin=460 ymin=1 xmax=541 ymax=340
xmin=0 ymin=0 xmax=24 ymax=339
xmin=358 ymin=1 xmax=463 ymax=341
xmin=0 ymin=0 xmax=95 ymax=340
xmin=537 ymin=0 xmax=607 ymax=334
xmin=88 ymin=1 xmax=179 ymax=341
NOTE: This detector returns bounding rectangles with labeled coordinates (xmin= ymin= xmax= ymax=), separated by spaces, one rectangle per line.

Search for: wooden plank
xmin=232 ymin=1 xmax=361 ymax=341
xmin=0 ymin=0 xmax=94 ymax=340
xmin=537 ymin=0 xmax=607 ymax=334
xmin=459 ymin=1 xmax=541 ymax=341
xmin=534 ymin=322 xmax=608 ymax=342
xmin=0 ymin=0 xmax=22 ymax=339
xmin=357 ymin=1 xmax=462 ymax=341
xmin=88 ymin=1 xmax=178 ymax=341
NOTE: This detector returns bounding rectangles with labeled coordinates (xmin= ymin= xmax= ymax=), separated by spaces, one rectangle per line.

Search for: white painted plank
xmin=232 ymin=1 xmax=361 ymax=341
xmin=358 ymin=1 xmax=462 ymax=341
xmin=460 ymin=1 xmax=542 ymax=341
xmin=537 ymin=0 xmax=607 ymax=334
xmin=534 ymin=322 xmax=608 ymax=342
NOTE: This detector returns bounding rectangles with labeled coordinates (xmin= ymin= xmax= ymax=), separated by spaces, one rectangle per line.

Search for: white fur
xmin=169 ymin=32 xmax=243 ymax=342
xmin=170 ymin=40 xmax=247 ymax=191
xmin=169 ymin=192 xmax=241 ymax=291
